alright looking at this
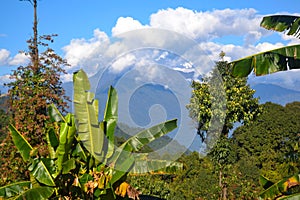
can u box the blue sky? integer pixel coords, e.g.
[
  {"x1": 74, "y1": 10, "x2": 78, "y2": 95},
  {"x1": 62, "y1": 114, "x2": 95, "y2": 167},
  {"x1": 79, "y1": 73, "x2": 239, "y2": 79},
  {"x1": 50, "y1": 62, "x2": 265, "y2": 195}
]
[{"x1": 1, "y1": 0, "x2": 300, "y2": 90}]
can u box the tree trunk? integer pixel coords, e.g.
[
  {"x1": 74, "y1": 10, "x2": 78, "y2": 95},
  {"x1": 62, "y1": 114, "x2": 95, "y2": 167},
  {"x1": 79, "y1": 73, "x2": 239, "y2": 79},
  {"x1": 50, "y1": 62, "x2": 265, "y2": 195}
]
[
  {"x1": 219, "y1": 169, "x2": 227, "y2": 200},
  {"x1": 32, "y1": 0, "x2": 39, "y2": 72}
]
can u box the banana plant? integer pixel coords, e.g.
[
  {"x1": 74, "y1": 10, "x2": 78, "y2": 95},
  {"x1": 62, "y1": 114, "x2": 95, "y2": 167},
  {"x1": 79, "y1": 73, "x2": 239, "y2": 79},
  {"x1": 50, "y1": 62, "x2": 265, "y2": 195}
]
[
  {"x1": 0, "y1": 69, "x2": 179, "y2": 200},
  {"x1": 231, "y1": 15, "x2": 300, "y2": 77},
  {"x1": 260, "y1": 15, "x2": 300, "y2": 39},
  {"x1": 259, "y1": 174, "x2": 300, "y2": 200}
]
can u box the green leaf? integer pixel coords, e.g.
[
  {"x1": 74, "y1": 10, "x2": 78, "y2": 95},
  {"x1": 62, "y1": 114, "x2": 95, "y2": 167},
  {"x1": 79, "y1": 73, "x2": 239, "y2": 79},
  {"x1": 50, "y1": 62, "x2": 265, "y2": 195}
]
[
  {"x1": 46, "y1": 127, "x2": 58, "y2": 159},
  {"x1": 31, "y1": 160, "x2": 56, "y2": 186},
  {"x1": 259, "y1": 175, "x2": 274, "y2": 190},
  {"x1": 260, "y1": 15, "x2": 300, "y2": 38},
  {"x1": 0, "y1": 181, "x2": 31, "y2": 198},
  {"x1": 121, "y1": 119, "x2": 177, "y2": 152},
  {"x1": 9, "y1": 124, "x2": 33, "y2": 162},
  {"x1": 73, "y1": 69, "x2": 105, "y2": 162},
  {"x1": 104, "y1": 86, "x2": 118, "y2": 159},
  {"x1": 231, "y1": 44, "x2": 300, "y2": 77},
  {"x1": 48, "y1": 103, "x2": 66, "y2": 123},
  {"x1": 62, "y1": 158, "x2": 76, "y2": 174},
  {"x1": 13, "y1": 186, "x2": 54, "y2": 200},
  {"x1": 278, "y1": 193, "x2": 300, "y2": 200},
  {"x1": 259, "y1": 174, "x2": 300, "y2": 200},
  {"x1": 130, "y1": 159, "x2": 183, "y2": 174},
  {"x1": 55, "y1": 113, "x2": 76, "y2": 172},
  {"x1": 110, "y1": 119, "x2": 177, "y2": 183}
]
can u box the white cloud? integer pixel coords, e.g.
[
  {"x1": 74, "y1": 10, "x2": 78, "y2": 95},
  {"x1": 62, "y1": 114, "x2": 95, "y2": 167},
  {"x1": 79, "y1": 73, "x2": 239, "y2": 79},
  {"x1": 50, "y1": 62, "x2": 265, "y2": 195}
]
[
  {"x1": 0, "y1": 49, "x2": 10, "y2": 65},
  {"x1": 61, "y1": 7, "x2": 299, "y2": 89},
  {"x1": 0, "y1": 49, "x2": 29, "y2": 67},
  {"x1": 62, "y1": 28, "x2": 110, "y2": 75},
  {"x1": 0, "y1": 74, "x2": 11, "y2": 85},
  {"x1": 150, "y1": 7, "x2": 262, "y2": 41},
  {"x1": 8, "y1": 52, "x2": 29, "y2": 66},
  {"x1": 112, "y1": 17, "x2": 147, "y2": 36},
  {"x1": 110, "y1": 53, "x2": 136, "y2": 73}
]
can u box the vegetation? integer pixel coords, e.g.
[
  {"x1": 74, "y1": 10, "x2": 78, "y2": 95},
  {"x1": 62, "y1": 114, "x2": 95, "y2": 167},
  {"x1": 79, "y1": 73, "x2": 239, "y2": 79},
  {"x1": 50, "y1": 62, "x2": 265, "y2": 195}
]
[
  {"x1": 1, "y1": 2, "x2": 300, "y2": 199},
  {"x1": 0, "y1": 69, "x2": 180, "y2": 199},
  {"x1": 0, "y1": 0, "x2": 69, "y2": 186},
  {"x1": 186, "y1": 59, "x2": 261, "y2": 200}
]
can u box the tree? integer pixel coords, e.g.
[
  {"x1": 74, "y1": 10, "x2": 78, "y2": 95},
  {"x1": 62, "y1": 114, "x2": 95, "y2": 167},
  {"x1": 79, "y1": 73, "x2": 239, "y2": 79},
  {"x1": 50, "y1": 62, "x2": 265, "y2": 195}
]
[
  {"x1": 5, "y1": 0, "x2": 69, "y2": 154},
  {"x1": 233, "y1": 102, "x2": 300, "y2": 181},
  {"x1": 0, "y1": 0, "x2": 69, "y2": 186},
  {"x1": 186, "y1": 60, "x2": 261, "y2": 200}
]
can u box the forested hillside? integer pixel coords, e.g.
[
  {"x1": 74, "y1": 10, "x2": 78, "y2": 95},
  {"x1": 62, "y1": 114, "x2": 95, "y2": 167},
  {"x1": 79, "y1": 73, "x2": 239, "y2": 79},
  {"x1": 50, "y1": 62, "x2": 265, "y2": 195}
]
[{"x1": 129, "y1": 102, "x2": 300, "y2": 199}]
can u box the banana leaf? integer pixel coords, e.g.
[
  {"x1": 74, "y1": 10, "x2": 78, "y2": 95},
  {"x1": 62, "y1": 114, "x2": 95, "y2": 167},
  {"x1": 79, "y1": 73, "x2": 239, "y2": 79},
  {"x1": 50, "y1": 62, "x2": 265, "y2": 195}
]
[
  {"x1": 103, "y1": 86, "x2": 118, "y2": 159},
  {"x1": 30, "y1": 160, "x2": 56, "y2": 186},
  {"x1": 0, "y1": 181, "x2": 31, "y2": 198},
  {"x1": 130, "y1": 159, "x2": 183, "y2": 174},
  {"x1": 110, "y1": 119, "x2": 177, "y2": 183},
  {"x1": 278, "y1": 193, "x2": 300, "y2": 200},
  {"x1": 231, "y1": 44, "x2": 300, "y2": 77},
  {"x1": 55, "y1": 113, "x2": 76, "y2": 172},
  {"x1": 259, "y1": 175, "x2": 274, "y2": 190},
  {"x1": 9, "y1": 124, "x2": 33, "y2": 162},
  {"x1": 48, "y1": 103, "x2": 65, "y2": 123},
  {"x1": 73, "y1": 69, "x2": 105, "y2": 162},
  {"x1": 260, "y1": 15, "x2": 300, "y2": 38},
  {"x1": 46, "y1": 127, "x2": 58, "y2": 159},
  {"x1": 13, "y1": 186, "x2": 54, "y2": 200},
  {"x1": 259, "y1": 173, "x2": 300, "y2": 200}
]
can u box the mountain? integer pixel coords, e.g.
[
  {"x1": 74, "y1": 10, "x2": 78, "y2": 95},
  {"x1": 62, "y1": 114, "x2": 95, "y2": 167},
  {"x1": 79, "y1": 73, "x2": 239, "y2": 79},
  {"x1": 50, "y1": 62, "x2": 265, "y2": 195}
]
[{"x1": 252, "y1": 83, "x2": 300, "y2": 105}]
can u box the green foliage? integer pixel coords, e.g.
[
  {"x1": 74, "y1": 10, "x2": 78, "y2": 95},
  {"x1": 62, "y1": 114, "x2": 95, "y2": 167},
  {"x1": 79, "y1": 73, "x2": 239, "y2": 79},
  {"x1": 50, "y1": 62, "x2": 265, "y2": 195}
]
[
  {"x1": 1, "y1": 69, "x2": 179, "y2": 200},
  {"x1": 259, "y1": 174, "x2": 300, "y2": 199},
  {"x1": 231, "y1": 14, "x2": 300, "y2": 77},
  {"x1": 232, "y1": 102, "x2": 300, "y2": 182},
  {"x1": 231, "y1": 44, "x2": 300, "y2": 77},
  {"x1": 187, "y1": 60, "x2": 260, "y2": 199},
  {"x1": 187, "y1": 61, "x2": 260, "y2": 143},
  {"x1": 260, "y1": 15, "x2": 300, "y2": 39}
]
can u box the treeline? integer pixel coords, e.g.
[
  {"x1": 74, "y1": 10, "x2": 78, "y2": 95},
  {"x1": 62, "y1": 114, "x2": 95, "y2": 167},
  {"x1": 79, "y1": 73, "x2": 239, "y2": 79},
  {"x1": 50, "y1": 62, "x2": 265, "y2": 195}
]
[{"x1": 127, "y1": 101, "x2": 300, "y2": 199}]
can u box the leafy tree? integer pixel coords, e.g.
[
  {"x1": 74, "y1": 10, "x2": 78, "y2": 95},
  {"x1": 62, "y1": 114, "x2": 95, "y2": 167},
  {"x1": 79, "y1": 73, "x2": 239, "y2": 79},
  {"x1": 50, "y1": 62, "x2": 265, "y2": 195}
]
[
  {"x1": 232, "y1": 102, "x2": 300, "y2": 182},
  {"x1": 0, "y1": 0, "x2": 69, "y2": 186},
  {"x1": 186, "y1": 60, "x2": 261, "y2": 200}
]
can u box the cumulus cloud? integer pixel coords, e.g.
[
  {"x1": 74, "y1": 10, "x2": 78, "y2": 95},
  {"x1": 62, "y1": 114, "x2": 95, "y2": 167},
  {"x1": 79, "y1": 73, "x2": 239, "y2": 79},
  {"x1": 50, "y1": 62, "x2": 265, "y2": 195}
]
[
  {"x1": 150, "y1": 7, "x2": 262, "y2": 41},
  {"x1": 112, "y1": 17, "x2": 147, "y2": 36},
  {"x1": 61, "y1": 7, "x2": 299, "y2": 89},
  {"x1": 0, "y1": 49, "x2": 10, "y2": 65},
  {"x1": 8, "y1": 52, "x2": 29, "y2": 66},
  {"x1": 62, "y1": 28, "x2": 110, "y2": 75},
  {"x1": 0, "y1": 49, "x2": 29, "y2": 67}
]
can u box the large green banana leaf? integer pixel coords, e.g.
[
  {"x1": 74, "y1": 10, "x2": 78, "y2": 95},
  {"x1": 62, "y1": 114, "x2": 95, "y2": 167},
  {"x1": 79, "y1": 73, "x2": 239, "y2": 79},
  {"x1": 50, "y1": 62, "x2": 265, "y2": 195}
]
[
  {"x1": 0, "y1": 181, "x2": 31, "y2": 198},
  {"x1": 110, "y1": 119, "x2": 177, "y2": 184},
  {"x1": 231, "y1": 44, "x2": 300, "y2": 77},
  {"x1": 259, "y1": 174, "x2": 300, "y2": 200},
  {"x1": 9, "y1": 124, "x2": 33, "y2": 162},
  {"x1": 12, "y1": 186, "x2": 54, "y2": 200},
  {"x1": 29, "y1": 160, "x2": 56, "y2": 186},
  {"x1": 103, "y1": 86, "x2": 118, "y2": 159},
  {"x1": 73, "y1": 69, "x2": 105, "y2": 162},
  {"x1": 9, "y1": 124, "x2": 56, "y2": 187},
  {"x1": 261, "y1": 15, "x2": 300, "y2": 38},
  {"x1": 130, "y1": 159, "x2": 183, "y2": 174}
]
